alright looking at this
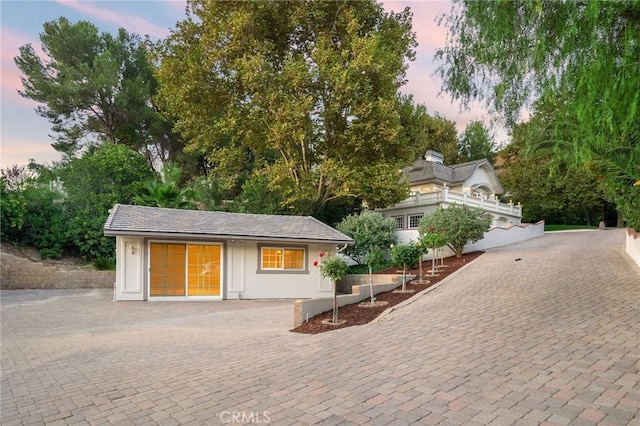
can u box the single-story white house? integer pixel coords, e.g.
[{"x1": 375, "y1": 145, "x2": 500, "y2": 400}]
[
  {"x1": 378, "y1": 150, "x2": 523, "y2": 229},
  {"x1": 104, "y1": 204, "x2": 353, "y2": 301}
]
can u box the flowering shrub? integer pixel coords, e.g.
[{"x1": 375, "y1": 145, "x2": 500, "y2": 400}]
[
  {"x1": 420, "y1": 227, "x2": 448, "y2": 252},
  {"x1": 313, "y1": 251, "x2": 348, "y2": 324}
]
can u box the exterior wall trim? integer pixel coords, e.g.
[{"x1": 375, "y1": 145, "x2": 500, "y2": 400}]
[
  {"x1": 256, "y1": 243, "x2": 310, "y2": 275},
  {"x1": 146, "y1": 239, "x2": 225, "y2": 300}
]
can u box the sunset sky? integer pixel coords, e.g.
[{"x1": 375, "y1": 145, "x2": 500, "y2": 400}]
[{"x1": 0, "y1": 0, "x2": 495, "y2": 168}]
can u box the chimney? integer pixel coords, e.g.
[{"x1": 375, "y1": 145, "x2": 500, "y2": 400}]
[{"x1": 425, "y1": 150, "x2": 444, "y2": 164}]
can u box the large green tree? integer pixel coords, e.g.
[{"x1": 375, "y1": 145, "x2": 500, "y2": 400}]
[
  {"x1": 1, "y1": 145, "x2": 155, "y2": 262},
  {"x1": 458, "y1": 121, "x2": 496, "y2": 163},
  {"x1": 498, "y1": 122, "x2": 606, "y2": 225},
  {"x1": 436, "y1": 1, "x2": 640, "y2": 229},
  {"x1": 14, "y1": 17, "x2": 184, "y2": 167},
  {"x1": 155, "y1": 0, "x2": 417, "y2": 216},
  {"x1": 58, "y1": 144, "x2": 155, "y2": 261},
  {"x1": 397, "y1": 97, "x2": 461, "y2": 164}
]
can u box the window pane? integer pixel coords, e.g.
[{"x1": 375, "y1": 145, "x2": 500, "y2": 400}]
[
  {"x1": 188, "y1": 245, "x2": 221, "y2": 296},
  {"x1": 261, "y1": 247, "x2": 305, "y2": 270},
  {"x1": 150, "y1": 243, "x2": 186, "y2": 296},
  {"x1": 283, "y1": 249, "x2": 304, "y2": 270},
  {"x1": 393, "y1": 216, "x2": 404, "y2": 229},
  {"x1": 262, "y1": 248, "x2": 283, "y2": 269},
  {"x1": 408, "y1": 214, "x2": 423, "y2": 229}
]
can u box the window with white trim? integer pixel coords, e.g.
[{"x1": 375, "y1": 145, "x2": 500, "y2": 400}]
[{"x1": 408, "y1": 213, "x2": 423, "y2": 229}]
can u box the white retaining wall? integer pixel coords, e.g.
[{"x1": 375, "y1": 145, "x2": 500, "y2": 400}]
[
  {"x1": 395, "y1": 221, "x2": 545, "y2": 258},
  {"x1": 626, "y1": 228, "x2": 640, "y2": 269}
]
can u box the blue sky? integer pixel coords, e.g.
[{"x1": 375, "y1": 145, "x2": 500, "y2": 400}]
[{"x1": 0, "y1": 0, "x2": 492, "y2": 168}]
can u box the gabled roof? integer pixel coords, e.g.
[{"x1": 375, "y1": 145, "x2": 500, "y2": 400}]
[
  {"x1": 403, "y1": 158, "x2": 504, "y2": 193},
  {"x1": 104, "y1": 204, "x2": 354, "y2": 245}
]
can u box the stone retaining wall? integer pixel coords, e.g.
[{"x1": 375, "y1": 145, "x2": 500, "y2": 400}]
[{"x1": 0, "y1": 249, "x2": 115, "y2": 290}]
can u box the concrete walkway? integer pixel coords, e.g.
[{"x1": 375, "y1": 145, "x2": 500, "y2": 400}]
[{"x1": 2, "y1": 230, "x2": 639, "y2": 425}]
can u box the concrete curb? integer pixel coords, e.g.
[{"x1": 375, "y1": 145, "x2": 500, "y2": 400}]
[{"x1": 373, "y1": 254, "x2": 483, "y2": 323}]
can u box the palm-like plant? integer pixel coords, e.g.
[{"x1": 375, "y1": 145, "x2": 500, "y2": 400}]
[{"x1": 133, "y1": 163, "x2": 195, "y2": 209}]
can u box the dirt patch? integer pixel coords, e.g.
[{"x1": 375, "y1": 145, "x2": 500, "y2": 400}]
[
  {"x1": 0, "y1": 244, "x2": 93, "y2": 269},
  {"x1": 290, "y1": 251, "x2": 483, "y2": 334}
]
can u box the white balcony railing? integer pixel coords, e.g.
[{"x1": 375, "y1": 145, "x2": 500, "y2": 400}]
[{"x1": 382, "y1": 189, "x2": 522, "y2": 218}]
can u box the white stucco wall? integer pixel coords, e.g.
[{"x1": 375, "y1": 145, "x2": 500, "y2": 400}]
[
  {"x1": 114, "y1": 237, "x2": 340, "y2": 301},
  {"x1": 465, "y1": 221, "x2": 545, "y2": 251},
  {"x1": 464, "y1": 166, "x2": 496, "y2": 192},
  {"x1": 231, "y1": 242, "x2": 335, "y2": 299},
  {"x1": 626, "y1": 228, "x2": 640, "y2": 269},
  {"x1": 395, "y1": 221, "x2": 545, "y2": 258}
]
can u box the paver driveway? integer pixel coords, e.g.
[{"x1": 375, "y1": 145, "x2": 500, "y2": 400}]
[{"x1": 2, "y1": 229, "x2": 639, "y2": 425}]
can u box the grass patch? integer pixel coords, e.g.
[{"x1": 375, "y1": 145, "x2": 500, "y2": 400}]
[{"x1": 544, "y1": 224, "x2": 598, "y2": 232}]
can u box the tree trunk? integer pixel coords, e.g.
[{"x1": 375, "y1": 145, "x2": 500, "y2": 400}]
[
  {"x1": 402, "y1": 266, "x2": 407, "y2": 291},
  {"x1": 431, "y1": 250, "x2": 436, "y2": 277},
  {"x1": 583, "y1": 205, "x2": 591, "y2": 226},
  {"x1": 332, "y1": 280, "x2": 338, "y2": 323},
  {"x1": 368, "y1": 265, "x2": 374, "y2": 304}
]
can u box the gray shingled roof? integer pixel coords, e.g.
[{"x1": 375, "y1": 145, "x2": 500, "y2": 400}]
[
  {"x1": 404, "y1": 158, "x2": 500, "y2": 188},
  {"x1": 104, "y1": 204, "x2": 354, "y2": 244}
]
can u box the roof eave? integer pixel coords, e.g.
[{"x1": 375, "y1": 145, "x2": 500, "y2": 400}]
[{"x1": 103, "y1": 229, "x2": 354, "y2": 245}]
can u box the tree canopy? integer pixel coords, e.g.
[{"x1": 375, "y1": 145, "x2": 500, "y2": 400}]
[
  {"x1": 436, "y1": 1, "x2": 640, "y2": 228},
  {"x1": 155, "y1": 0, "x2": 418, "y2": 216},
  {"x1": 458, "y1": 121, "x2": 496, "y2": 163},
  {"x1": 14, "y1": 17, "x2": 184, "y2": 167},
  {"x1": 498, "y1": 122, "x2": 606, "y2": 225},
  {"x1": 337, "y1": 210, "x2": 397, "y2": 265},
  {"x1": 419, "y1": 205, "x2": 492, "y2": 257},
  {"x1": 1, "y1": 145, "x2": 155, "y2": 262},
  {"x1": 396, "y1": 97, "x2": 461, "y2": 164}
]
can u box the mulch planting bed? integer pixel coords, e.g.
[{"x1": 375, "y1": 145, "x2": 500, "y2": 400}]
[{"x1": 290, "y1": 251, "x2": 483, "y2": 334}]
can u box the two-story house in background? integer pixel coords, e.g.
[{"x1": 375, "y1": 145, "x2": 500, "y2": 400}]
[{"x1": 378, "y1": 150, "x2": 523, "y2": 232}]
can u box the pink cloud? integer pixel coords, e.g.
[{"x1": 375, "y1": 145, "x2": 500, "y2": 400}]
[
  {"x1": 381, "y1": 1, "x2": 455, "y2": 112},
  {"x1": 0, "y1": 136, "x2": 61, "y2": 168},
  {"x1": 382, "y1": 1, "x2": 504, "y2": 140},
  {"x1": 56, "y1": 0, "x2": 172, "y2": 39},
  {"x1": 383, "y1": 1, "x2": 450, "y2": 50}
]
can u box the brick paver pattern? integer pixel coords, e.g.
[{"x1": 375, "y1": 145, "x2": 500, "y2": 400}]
[{"x1": 2, "y1": 230, "x2": 639, "y2": 425}]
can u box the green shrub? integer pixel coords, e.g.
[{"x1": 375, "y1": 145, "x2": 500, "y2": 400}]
[
  {"x1": 319, "y1": 256, "x2": 349, "y2": 283},
  {"x1": 337, "y1": 210, "x2": 397, "y2": 265},
  {"x1": 419, "y1": 205, "x2": 492, "y2": 257},
  {"x1": 93, "y1": 257, "x2": 116, "y2": 270},
  {"x1": 390, "y1": 243, "x2": 422, "y2": 290},
  {"x1": 39, "y1": 247, "x2": 63, "y2": 260}
]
